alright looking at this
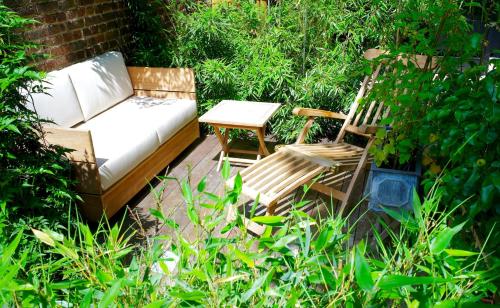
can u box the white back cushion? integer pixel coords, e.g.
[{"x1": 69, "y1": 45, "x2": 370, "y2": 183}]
[
  {"x1": 68, "y1": 51, "x2": 133, "y2": 121},
  {"x1": 29, "y1": 68, "x2": 84, "y2": 128}
]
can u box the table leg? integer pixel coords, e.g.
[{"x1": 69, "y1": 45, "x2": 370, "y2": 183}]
[
  {"x1": 256, "y1": 126, "x2": 270, "y2": 157},
  {"x1": 214, "y1": 125, "x2": 230, "y2": 171}
]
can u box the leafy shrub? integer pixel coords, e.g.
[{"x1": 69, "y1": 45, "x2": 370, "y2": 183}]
[
  {"x1": 0, "y1": 6, "x2": 76, "y2": 259},
  {"x1": 1, "y1": 164, "x2": 498, "y2": 305},
  {"x1": 125, "y1": 0, "x2": 398, "y2": 143},
  {"x1": 365, "y1": 0, "x2": 500, "y2": 255}
]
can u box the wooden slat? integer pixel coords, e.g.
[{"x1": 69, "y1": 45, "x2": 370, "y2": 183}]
[
  {"x1": 281, "y1": 146, "x2": 341, "y2": 169},
  {"x1": 256, "y1": 159, "x2": 312, "y2": 192},
  {"x1": 344, "y1": 125, "x2": 372, "y2": 138},
  {"x1": 362, "y1": 100, "x2": 377, "y2": 126},
  {"x1": 245, "y1": 155, "x2": 297, "y2": 186},
  {"x1": 371, "y1": 102, "x2": 385, "y2": 125},
  {"x1": 127, "y1": 67, "x2": 196, "y2": 93},
  {"x1": 335, "y1": 74, "x2": 369, "y2": 143},
  {"x1": 271, "y1": 165, "x2": 325, "y2": 200},
  {"x1": 310, "y1": 182, "x2": 346, "y2": 201},
  {"x1": 352, "y1": 64, "x2": 382, "y2": 127},
  {"x1": 226, "y1": 157, "x2": 259, "y2": 165},
  {"x1": 320, "y1": 171, "x2": 353, "y2": 187},
  {"x1": 240, "y1": 150, "x2": 283, "y2": 177},
  {"x1": 134, "y1": 90, "x2": 196, "y2": 100},
  {"x1": 229, "y1": 148, "x2": 259, "y2": 155}
]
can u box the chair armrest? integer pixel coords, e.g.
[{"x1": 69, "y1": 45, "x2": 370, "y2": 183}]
[
  {"x1": 42, "y1": 126, "x2": 96, "y2": 163},
  {"x1": 292, "y1": 107, "x2": 347, "y2": 120},
  {"x1": 360, "y1": 125, "x2": 381, "y2": 135}
]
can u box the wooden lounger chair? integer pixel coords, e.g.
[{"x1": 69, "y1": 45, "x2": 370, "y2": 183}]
[{"x1": 227, "y1": 49, "x2": 431, "y2": 234}]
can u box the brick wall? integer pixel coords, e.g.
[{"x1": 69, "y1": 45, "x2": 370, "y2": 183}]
[{"x1": 5, "y1": 0, "x2": 131, "y2": 71}]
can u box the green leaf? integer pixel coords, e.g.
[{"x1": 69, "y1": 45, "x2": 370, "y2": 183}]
[
  {"x1": 144, "y1": 300, "x2": 168, "y2": 308},
  {"x1": 242, "y1": 269, "x2": 273, "y2": 301},
  {"x1": 187, "y1": 204, "x2": 199, "y2": 225},
  {"x1": 169, "y1": 289, "x2": 207, "y2": 303},
  {"x1": 50, "y1": 279, "x2": 88, "y2": 290},
  {"x1": 220, "y1": 220, "x2": 237, "y2": 234},
  {"x1": 2, "y1": 231, "x2": 23, "y2": 261},
  {"x1": 233, "y1": 172, "x2": 243, "y2": 194},
  {"x1": 181, "y1": 179, "x2": 193, "y2": 205},
  {"x1": 149, "y1": 208, "x2": 165, "y2": 220},
  {"x1": 98, "y1": 279, "x2": 122, "y2": 308},
  {"x1": 444, "y1": 249, "x2": 478, "y2": 257},
  {"x1": 430, "y1": 222, "x2": 465, "y2": 255},
  {"x1": 470, "y1": 33, "x2": 482, "y2": 49},
  {"x1": 354, "y1": 244, "x2": 374, "y2": 291},
  {"x1": 232, "y1": 248, "x2": 255, "y2": 268},
  {"x1": 272, "y1": 235, "x2": 298, "y2": 249},
  {"x1": 32, "y1": 229, "x2": 55, "y2": 247},
  {"x1": 378, "y1": 275, "x2": 451, "y2": 289},
  {"x1": 249, "y1": 194, "x2": 260, "y2": 218},
  {"x1": 314, "y1": 227, "x2": 332, "y2": 251},
  {"x1": 221, "y1": 158, "x2": 230, "y2": 180},
  {"x1": 251, "y1": 215, "x2": 285, "y2": 226},
  {"x1": 197, "y1": 176, "x2": 207, "y2": 192}
]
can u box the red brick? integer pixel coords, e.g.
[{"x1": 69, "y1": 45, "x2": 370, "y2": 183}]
[{"x1": 6, "y1": 0, "x2": 132, "y2": 70}]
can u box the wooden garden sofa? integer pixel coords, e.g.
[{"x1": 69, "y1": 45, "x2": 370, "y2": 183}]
[{"x1": 31, "y1": 51, "x2": 199, "y2": 221}]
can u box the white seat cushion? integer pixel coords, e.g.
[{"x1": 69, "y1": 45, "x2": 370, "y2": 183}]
[
  {"x1": 68, "y1": 51, "x2": 133, "y2": 121},
  {"x1": 123, "y1": 96, "x2": 197, "y2": 144},
  {"x1": 76, "y1": 96, "x2": 197, "y2": 190},
  {"x1": 29, "y1": 68, "x2": 84, "y2": 128},
  {"x1": 77, "y1": 110, "x2": 160, "y2": 191}
]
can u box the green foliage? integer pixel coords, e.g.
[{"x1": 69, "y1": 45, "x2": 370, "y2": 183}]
[
  {"x1": 125, "y1": 0, "x2": 398, "y2": 143},
  {"x1": 365, "y1": 0, "x2": 499, "y2": 253},
  {"x1": 0, "y1": 6, "x2": 77, "y2": 262},
  {"x1": 0, "y1": 169, "x2": 497, "y2": 306}
]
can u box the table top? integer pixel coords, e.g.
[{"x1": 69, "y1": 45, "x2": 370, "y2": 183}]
[{"x1": 199, "y1": 100, "x2": 281, "y2": 128}]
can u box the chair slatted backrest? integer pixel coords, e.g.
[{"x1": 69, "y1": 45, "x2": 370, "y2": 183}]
[
  {"x1": 335, "y1": 49, "x2": 388, "y2": 143},
  {"x1": 334, "y1": 49, "x2": 437, "y2": 144}
]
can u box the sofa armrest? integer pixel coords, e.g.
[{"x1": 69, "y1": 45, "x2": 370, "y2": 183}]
[
  {"x1": 43, "y1": 126, "x2": 102, "y2": 194},
  {"x1": 127, "y1": 67, "x2": 196, "y2": 99},
  {"x1": 43, "y1": 126, "x2": 96, "y2": 163}
]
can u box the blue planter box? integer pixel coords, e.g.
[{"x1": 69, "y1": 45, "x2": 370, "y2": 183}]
[{"x1": 364, "y1": 162, "x2": 421, "y2": 212}]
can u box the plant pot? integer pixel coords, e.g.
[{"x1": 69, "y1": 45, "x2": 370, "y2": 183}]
[{"x1": 364, "y1": 162, "x2": 422, "y2": 213}]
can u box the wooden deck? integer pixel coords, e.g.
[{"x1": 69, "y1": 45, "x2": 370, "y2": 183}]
[{"x1": 114, "y1": 134, "x2": 393, "y2": 245}]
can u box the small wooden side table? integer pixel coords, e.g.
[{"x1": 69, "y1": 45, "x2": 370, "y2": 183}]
[{"x1": 199, "y1": 100, "x2": 281, "y2": 171}]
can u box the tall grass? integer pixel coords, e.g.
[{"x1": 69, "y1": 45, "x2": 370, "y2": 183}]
[
  {"x1": 2, "y1": 162, "x2": 497, "y2": 306},
  {"x1": 125, "y1": 0, "x2": 399, "y2": 143}
]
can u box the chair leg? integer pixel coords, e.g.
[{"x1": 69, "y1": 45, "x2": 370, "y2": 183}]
[
  {"x1": 338, "y1": 139, "x2": 374, "y2": 216},
  {"x1": 267, "y1": 200, "x2": 278, "y2": 216}
]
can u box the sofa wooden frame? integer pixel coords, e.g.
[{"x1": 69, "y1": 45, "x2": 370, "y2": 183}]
[{"x1": 44, "y1": 67, "x2": 200, "y2": 221}]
